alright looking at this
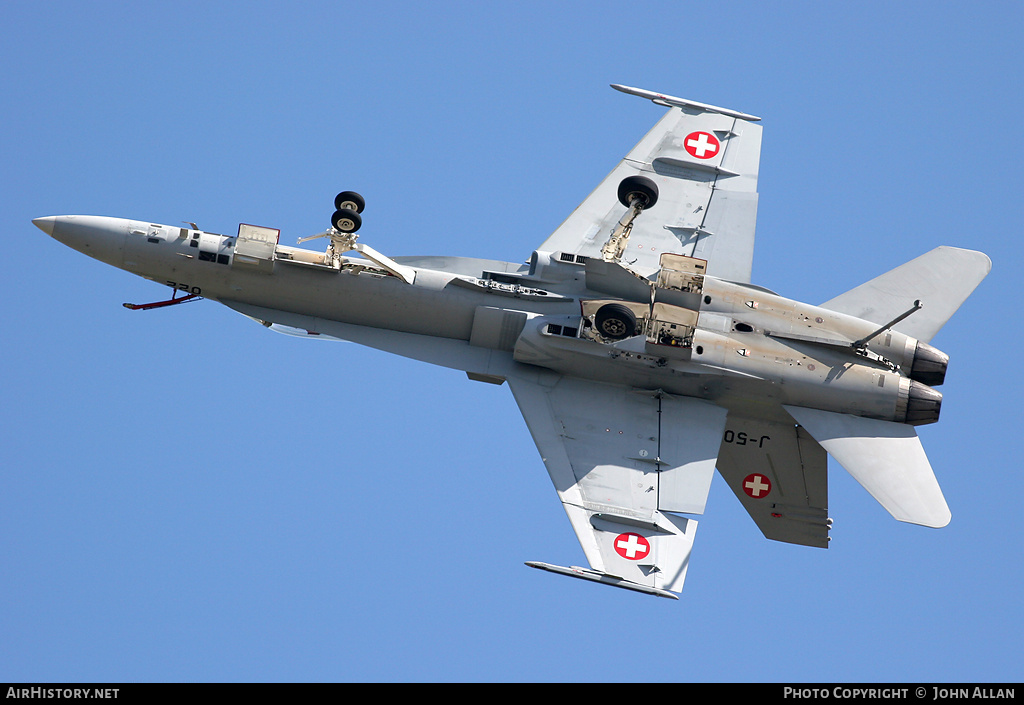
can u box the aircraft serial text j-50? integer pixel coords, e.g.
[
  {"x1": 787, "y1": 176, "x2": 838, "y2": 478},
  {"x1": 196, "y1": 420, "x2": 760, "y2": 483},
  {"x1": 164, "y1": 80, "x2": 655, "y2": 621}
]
[{"x1": 35, "y1": 85, "x2": 991, "y2": 599}]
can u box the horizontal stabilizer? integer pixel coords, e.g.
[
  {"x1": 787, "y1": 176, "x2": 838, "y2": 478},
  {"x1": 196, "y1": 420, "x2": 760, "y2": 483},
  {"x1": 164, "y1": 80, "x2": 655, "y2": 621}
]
[
  {"x1": 820, "y1": 246, "x2": 991, "y2": 343},
  {"x1": 716, "y1": 412, "x2": 830, "y2": 548},
  {"x1": 783, "y1": 406, "x2": 950, "y2": 528}
]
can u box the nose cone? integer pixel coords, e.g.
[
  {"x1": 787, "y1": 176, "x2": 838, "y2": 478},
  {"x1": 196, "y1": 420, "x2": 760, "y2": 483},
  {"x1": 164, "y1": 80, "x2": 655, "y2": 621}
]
[
  {"x1": 32, "y1": 216, "x2": 57, "y2": 236},
  {"x1": 33, "y1": 215, "x2": 127, "y2": 268}
]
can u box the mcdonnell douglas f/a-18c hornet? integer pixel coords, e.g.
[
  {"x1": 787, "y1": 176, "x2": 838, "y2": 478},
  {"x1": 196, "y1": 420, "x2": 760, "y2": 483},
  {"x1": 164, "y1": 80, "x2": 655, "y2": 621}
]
[{"x1": 34, "y1": 85, "x2": 991, "y2": 599}]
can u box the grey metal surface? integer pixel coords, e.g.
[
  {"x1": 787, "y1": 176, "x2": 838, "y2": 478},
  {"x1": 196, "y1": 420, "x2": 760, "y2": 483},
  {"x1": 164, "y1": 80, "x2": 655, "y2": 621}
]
[{"x1": 31, "y1": 86, "x2": 990, "y2": 598}]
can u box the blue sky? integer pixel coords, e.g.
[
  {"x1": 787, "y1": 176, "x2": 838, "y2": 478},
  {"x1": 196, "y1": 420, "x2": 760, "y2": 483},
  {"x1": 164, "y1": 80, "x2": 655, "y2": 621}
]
[{"x1": 3, "y1": 0, "x2": 1022, "y2": 682}]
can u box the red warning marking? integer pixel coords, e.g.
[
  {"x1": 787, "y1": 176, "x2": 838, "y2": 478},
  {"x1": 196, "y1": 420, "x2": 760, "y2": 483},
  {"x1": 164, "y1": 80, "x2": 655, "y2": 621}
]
[
  {"x1": 743, "y1": 473, "x2": 772, "y2": 498},
  {"x1": 684, "y1": 131, "x2": 720, "y2": 159},
  {"x1": 614, "y1": 532, "x2": 651, "y2": 560}
]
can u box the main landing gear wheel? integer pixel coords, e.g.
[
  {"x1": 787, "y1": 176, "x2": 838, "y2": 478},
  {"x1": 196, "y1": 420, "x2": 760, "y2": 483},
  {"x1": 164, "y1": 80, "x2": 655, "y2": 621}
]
[
  {"x1": 332, "y1": 208, "x2": 362, "y2": 233},
  {"x1": 617, "y1": 175, "x2": 659, "y2": 210},
  {"x1": 594, "y1": 303, "x2": 637, "y2": 340},
  {"x1": 335, "y1": 191, "x2": 366, "y2": 213}
]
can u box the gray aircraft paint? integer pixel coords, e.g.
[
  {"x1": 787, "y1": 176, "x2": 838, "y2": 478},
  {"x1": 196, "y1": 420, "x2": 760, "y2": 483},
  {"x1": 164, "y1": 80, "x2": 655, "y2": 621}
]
[{"x1": 32, "y1": 86, "x2": 990, "y2": 599}]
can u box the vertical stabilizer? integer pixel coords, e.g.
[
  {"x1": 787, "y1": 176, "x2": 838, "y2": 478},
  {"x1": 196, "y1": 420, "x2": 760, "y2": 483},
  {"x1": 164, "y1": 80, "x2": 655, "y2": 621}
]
[
  {"x1": 783, "y1": 406, "x2": 951, "y2": 528},
  {"x1": 820, "y1": 246, "x2": 990, "y2": 343}
]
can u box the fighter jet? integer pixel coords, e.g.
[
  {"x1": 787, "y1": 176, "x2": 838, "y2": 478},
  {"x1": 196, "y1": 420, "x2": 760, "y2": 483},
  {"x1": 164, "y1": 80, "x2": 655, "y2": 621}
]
[{"x1": 33, "y1": 85, "x2": 990, "y2": 599}]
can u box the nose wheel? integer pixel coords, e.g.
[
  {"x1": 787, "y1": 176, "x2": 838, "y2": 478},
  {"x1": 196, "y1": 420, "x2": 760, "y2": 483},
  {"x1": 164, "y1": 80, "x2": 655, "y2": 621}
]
[
  {"x1": 294, "y1": 189, "x2": 413, "y2": 282},
  {"x1": 331, "y1": 208, "x2": 362, "y2": 233},
  {"x1": 331, "y1": 190, "x2": 365, "y2": 234},
  {"x1": 334, "y1": 191, "x2": 366, "y2": 213}
]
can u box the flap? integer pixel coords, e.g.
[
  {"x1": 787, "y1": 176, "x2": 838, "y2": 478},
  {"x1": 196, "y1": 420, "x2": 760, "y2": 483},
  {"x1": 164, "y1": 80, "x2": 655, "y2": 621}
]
[{"x1": 657, "y1": 393, "x2": 729, "y2": 515}]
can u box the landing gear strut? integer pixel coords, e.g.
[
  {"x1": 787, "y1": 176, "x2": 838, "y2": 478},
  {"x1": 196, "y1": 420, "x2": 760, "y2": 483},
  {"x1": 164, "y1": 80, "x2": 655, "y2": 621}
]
[
  {"x1": 601, "y1": 176, "x2": 659, "y2": 263},
  {"x1": 294, "y1": 191, "x2": 413, "y2": 283}
]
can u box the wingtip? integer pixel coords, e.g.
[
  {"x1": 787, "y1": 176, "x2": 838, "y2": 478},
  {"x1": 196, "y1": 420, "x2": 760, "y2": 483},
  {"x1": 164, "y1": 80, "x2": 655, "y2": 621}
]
[
  {"x1": 525, "y1": 561, "x2": 680, "y2": 599},
  {"x1": 609, "y1": 83, "x2": 761, "y2": 122}
]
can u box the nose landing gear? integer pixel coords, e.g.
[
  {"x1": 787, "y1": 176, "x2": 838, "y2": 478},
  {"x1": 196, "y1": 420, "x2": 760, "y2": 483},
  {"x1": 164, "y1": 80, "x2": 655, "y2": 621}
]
[
  {"x1": 294, "y1": 191, "x2": 414, "y2": 283},
  {"x1": 297, "y1": 190, "x2": 367, "y2": 251},
  {"x1": 331, "y1": 190, "x2": 365, "y2": 234}
]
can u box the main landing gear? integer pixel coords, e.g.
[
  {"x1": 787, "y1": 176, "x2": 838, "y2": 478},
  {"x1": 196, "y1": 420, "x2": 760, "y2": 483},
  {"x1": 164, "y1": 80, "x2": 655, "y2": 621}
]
[
  {"x1": 617, "y1": 175, "x2": 659, "y2": 211},
  {"x1": 594, "y1": 303, "x2": 638, "y2": 340},
  {"x1": 600, "y1": 175, "x2": 659, "y2": 263}
]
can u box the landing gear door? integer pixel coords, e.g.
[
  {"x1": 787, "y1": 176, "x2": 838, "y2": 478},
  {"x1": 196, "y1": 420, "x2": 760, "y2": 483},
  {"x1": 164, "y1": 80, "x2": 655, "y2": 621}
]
[
  {"x1": 655, "y1": 253, "x2": 706, "y2": 309},
  {"x1": 233, "y1": 224, "x2": 280, "y2": 274},
  {"x1": 648, "y1": 303, "x2": 697, "y2": 346}
]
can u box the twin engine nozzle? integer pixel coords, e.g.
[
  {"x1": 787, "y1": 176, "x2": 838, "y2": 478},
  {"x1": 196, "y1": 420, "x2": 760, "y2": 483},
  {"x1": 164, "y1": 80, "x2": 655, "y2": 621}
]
[
  {"x1": 903, "y1": 342, "x2": 948, "y2": 425},
  {"x1": 905, "y1": 380, "x2": 943, "y2": 426},
  {"x1": 910, "y1": 340, "x2": 949, "y2": 387}
]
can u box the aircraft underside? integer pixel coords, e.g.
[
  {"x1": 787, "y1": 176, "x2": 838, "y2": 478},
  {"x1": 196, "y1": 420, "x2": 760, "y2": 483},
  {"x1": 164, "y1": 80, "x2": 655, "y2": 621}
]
[{"x1": 32, "y1": 84, "x2": 990, "y2": 598}]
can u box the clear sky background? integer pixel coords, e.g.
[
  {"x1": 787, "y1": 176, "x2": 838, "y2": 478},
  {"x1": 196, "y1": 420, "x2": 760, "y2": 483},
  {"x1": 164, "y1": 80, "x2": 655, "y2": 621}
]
[{"x1": 3, "y1": 0, "x2": 1022, "y2": 683}]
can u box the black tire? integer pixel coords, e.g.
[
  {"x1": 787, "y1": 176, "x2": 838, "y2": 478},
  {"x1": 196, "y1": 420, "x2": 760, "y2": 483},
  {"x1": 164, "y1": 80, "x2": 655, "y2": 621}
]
[
  {"x1": 334, "y1": 191, "x2": 366, "y2": 213},
  {"x1": 332, "y1": 208, "x2": 362, "y2": 233},
  {"x1": 594, "y1": 303, "x2": 637, "y2": 340},
  {"x1": 617, "y1": 175, "x2": 659, "y2": 210}
]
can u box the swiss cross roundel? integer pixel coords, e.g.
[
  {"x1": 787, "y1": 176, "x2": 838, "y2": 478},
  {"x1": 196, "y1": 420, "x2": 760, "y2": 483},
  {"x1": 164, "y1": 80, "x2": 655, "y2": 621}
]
[
  {"x1": 684, "y1": 131, "x2": 720, "y2": 159},
  {"x1": 614, "y1": 532, "x2": 651, "y2": 560},
  {"x1": 743, "y1": 473, "x2": 772, "y2": 499}
]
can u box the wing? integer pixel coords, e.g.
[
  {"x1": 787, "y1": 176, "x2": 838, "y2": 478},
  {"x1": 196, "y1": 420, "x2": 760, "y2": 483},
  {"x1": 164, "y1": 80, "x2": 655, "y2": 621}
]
[
  {"x1": 507, "y1": 373, "x2": 727, "y2": 598},
  {"x1": 537, "y1": 85, "x2": 762, "y2": 281},
  {"x1": 715, "y1": 411, "x2": 831, "y2": 548}
]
